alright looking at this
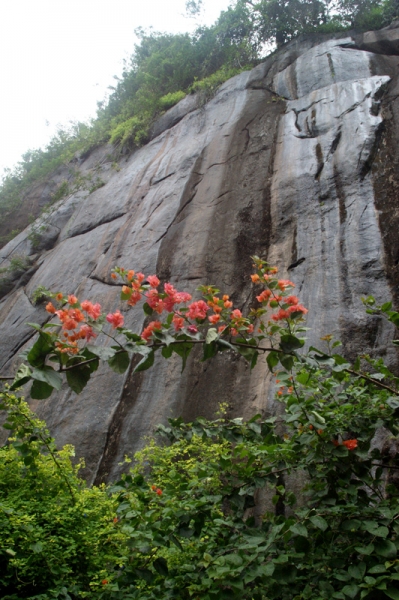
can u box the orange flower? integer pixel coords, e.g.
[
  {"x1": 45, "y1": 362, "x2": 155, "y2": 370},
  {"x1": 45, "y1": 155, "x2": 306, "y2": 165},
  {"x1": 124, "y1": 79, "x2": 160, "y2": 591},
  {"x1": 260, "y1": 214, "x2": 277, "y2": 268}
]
[
  {"x1": 256, "y1": 289, "x2": 271, "y2": 303},
  {"x1": 209, "y1": 314, "x2": 221, "y2": 324},
  {"x1": 127, "y1": 270, "x2": 135, "y2": 281},
  {"x1": 278, "y1": 279, "x2": 295, "y2": 291},
  {"x1": 113, "y1": 517, "x2": 118, "y2": 523},
  {"x1": 156, "y1": 488, "x2": 162, "y2": 496},
  {"x1": 46, "y1": 302, "x2": 56, "y2": 314},
  {"x1": 101, "y1": 580, "x2": 108, "y2": 585},
  {"x1": 56, "y1": 293, "x2": 63, "y2": 301},
  {"x1": 251, "y1": 274, "x2": 260, "y2": 283},
  {"x1": 342, "y1": 439, "x2": 358, "y2": 450},
  {"x1": 67, "y1": 295, "x2": 78, "y2": 305},
  {"x1": 111, "y1": 273, "x2": 118, "y2": 280},
  {"x1": 122, "y1": 285, "x2": 132, "y2": 296},
  {"x1": 141, "y1": 321, "x2": 162, "y2": 341},
  {"x1": 224, "y1": 300, "x2": 233, "y2": 308}
]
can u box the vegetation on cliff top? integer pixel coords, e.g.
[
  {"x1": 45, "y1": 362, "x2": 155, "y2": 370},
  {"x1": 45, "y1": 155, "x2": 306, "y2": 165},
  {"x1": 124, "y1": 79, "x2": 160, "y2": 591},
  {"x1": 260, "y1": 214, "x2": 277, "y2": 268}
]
[{"x1": 0, "y1": 0, "x2": 398, "y2": 224}]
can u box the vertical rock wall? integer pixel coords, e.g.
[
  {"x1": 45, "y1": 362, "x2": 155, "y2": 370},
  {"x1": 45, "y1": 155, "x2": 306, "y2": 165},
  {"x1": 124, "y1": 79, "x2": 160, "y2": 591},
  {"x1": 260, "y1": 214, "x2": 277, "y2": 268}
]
[{"x1": 1, "y1": 28, "x2": 399, "y2": 482}]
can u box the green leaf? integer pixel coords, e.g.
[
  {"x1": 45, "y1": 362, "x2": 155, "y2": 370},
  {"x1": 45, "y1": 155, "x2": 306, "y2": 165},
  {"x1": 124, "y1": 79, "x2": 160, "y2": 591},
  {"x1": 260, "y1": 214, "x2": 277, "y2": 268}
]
[
  {"x1": 355, "y1": 544, "x2": 374, "y2": 555},
  {"x1": 80, "y1": 347, "x2": 100, "y2": 373},
  {"x1": 310, "y1": 410, "x2": 325, "y2": 424},
  {"x1": 375, "y1": 540, "x2": 397, "y2": 558},
  {"x1": 133, "y1": 350, "x2": 154, "y2": 373},
  {"x1": 143, "y1": 302, "x2": 154, "y2": 316},
  {"x1": 203, "y1": 342, "x2": 218, "y2": 361},
  {"x1": 66, "y1": 364, "x2": 91, "y2": 394},
  {"x1": 267, "y1": 350, "x2": 279, "y2": 372},
  {"x1": 217, "y1": 338, "x2": 235, "y2": 351},
  {"x1": 86, "y1": 345, "x2": 116, "y2": 361},
  {"x1": 309, "y1": 515, "x2": 328, "y2": 531},
  {"x1": 171, "y1": 341, "x2": 193, "y2": 371},
  {"x1": 385, "y1": 588, "x2": 399, "y2": 600},
  {"x1": 30, "y1": 541, "x2": 43, "y2": 553},
  {"x1": 342, "y1": 584, "x2": 360, "y2": 598},
  {"x1": 30, "y1": 379, "x2": 53, "y2": 399},
  {"x1": 280, "y1": 353, "x2": 295, "y2": 371},
  {"x1": 279, "y1": 334, "x2": 304, "y2": 353},
  {"x1": 169, "y1": 534, "x2": 183, "y2": 550},
  {"x1": 162, "y1": 345, "x2": 173, "y2": 358},
  {"x1": 108, "y1": 350, "x2": 130, "y2": 374},
  {"x1": 348, "y1": 562, "x2": 366, "y2": 580},
  {"x1": 31, "y1": 366, "x2": 63, "y2": 391},
  {"x1": 9, "y1": 363, "x2": 32, "y2": 390},
  {"x1": 368, "y1": 564, "x2": 387, "y2": 574},
  {"x1": 206, "y1": 328, "x2": 219, "y2": 344},
  {"x1": 153, "y1": 557, "x2": 168, "y2": 576},
  {"x1": 290, "y1": 523, "x2": 308, "y2": 537},
  {"x1": 27, "y1": 333, "x2": 54, "y2": 368}
]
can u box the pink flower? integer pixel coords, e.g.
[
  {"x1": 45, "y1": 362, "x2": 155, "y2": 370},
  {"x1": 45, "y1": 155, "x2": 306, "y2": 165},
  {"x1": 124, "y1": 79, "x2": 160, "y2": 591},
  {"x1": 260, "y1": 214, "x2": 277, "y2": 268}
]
[
  {"x1": 278, "y1": 279, "x2": 295, "y2": 291},
  {"x1": 81, "y1": 301, "x2": 102, "y2": 320},
  {"x1": 145, "y1": 289, "x2": 165, "y2": 314},
  {"x1": 147, "y1": 275, "x2": 160, "y2": 288},
  {"x1": 106, "y1": 310, "x2": 124, "y2": 329},
  {"x1": 187, "y1": 325, "x2": 198, "y2": 334},
  {"x1": 63, "y1": 318, "x2": 78, "y2": 331},
  {"x1": 127, "y1": 291, "x2": 142, "y2": 306},
  {"x1": 68, "y1": 295, "x2": 78, "y2": 305},
  {"x1": 231, "y1": 309, "x2": 242, "y2": 319},
  {"x1": 79, "y1": 324, "x2": 97, "y2": 341},
  {"x1": 288, "y1": 304, "x2": 308, "y2": 315},
  {"x1": 188, "y1": 300, "x2": 209, "y2": 320},
  {"x1": 172, "y1": 315, "x2": 185, "y2": 331}
]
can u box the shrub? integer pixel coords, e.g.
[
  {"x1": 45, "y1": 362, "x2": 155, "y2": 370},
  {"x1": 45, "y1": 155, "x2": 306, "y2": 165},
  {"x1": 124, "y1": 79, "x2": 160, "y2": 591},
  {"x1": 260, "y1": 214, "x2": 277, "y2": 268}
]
[
  {"x1": 158, "y1": 91, "x2": 187, "y2": 111},
  {"x1": 0, "y1": 393, "x2": 125, "y2": 599}
]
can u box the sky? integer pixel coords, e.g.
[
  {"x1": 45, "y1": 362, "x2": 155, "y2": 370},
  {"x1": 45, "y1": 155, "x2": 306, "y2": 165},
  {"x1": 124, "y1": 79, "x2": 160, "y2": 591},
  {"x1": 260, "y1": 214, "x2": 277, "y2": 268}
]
[{"x1": 0, "y1": 0, "x2": 231, "y2": 175}]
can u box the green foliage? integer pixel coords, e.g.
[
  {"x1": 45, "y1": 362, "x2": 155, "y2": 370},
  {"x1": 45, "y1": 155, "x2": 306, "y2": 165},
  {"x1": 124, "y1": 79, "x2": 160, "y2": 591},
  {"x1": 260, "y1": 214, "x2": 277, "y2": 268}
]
[
  {"x1": 99, "y1": 345, "x2": 399, "y2": 598},
  {"x1": 2, "y1": 288, "x2": 399, "y2": 597},
  {"x1": 0, "y1": 392, "x2": 125, "y2": 599},
  {"x1": 51, "y1": 179, "x2": 70, "y2": 203},
  {"x1": 31, "y1": 285, "x2": 52, "y2": 305},
  {"x1": 190, "y1": 65, "x2": 247, "y2": 103},
  {"x1": 158, "y1": 91, "x2": 187, "y2": 111},
  {"x1": 109, "y1": 115, "x2": 152, "y2": 150}
]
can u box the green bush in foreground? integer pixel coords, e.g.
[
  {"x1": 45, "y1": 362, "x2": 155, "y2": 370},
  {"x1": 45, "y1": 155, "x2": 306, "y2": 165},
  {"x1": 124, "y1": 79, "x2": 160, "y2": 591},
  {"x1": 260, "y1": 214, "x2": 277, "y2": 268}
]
[
  {"x1": 2, "y1": 261, "x2": 399, "y2": 598},
  {"x1": 0, "y1": 394, "x2": 125, "y2": 599}
]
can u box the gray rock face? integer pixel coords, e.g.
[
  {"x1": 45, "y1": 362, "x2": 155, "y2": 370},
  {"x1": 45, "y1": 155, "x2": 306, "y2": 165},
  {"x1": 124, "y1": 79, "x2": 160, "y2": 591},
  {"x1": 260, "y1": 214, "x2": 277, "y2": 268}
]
[{"x1": 1, "y1": 28, "x2": 399, "y2": 483}]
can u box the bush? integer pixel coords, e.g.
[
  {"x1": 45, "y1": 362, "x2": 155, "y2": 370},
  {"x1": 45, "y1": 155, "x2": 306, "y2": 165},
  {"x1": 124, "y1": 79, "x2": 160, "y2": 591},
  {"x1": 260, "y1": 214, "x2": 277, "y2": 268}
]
[
  {"x1": 0, "y1": 393, "x2": 125, "y2": 599},
  {"x1": 158, "y1": 91, "x2": 187, "y2": 111}
]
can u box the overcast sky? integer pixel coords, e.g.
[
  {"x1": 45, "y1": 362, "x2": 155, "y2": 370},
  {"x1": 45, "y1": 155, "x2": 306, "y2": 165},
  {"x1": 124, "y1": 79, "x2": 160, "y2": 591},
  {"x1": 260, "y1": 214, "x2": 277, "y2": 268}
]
[{"x1": 0, "y1": 0, "x2": 231, "y2": 175}]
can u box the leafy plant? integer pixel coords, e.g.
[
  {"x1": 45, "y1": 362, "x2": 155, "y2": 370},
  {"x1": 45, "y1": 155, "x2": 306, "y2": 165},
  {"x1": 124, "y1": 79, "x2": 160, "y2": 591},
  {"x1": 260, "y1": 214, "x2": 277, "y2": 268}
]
[{"x1": 0, "y1": 392, "x2": 125, "y2": 600}]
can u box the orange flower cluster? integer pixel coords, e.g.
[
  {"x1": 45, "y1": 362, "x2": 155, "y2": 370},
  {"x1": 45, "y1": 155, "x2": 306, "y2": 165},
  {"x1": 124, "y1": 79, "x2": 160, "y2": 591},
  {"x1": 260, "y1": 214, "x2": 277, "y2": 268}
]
[
  {"x1": 141, "y1": 320, "x2": 162, "y2": 341},
  {"x1": 332, "y1": 439, "x2": 358, "y2": 450},
  {"x1": 46, "y1": 295, "x2": 100, "y2": 353}
]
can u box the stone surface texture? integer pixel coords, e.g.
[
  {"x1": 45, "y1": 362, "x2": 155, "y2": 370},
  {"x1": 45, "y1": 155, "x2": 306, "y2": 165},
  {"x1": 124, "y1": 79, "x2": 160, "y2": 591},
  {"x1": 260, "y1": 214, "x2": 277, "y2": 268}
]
[{"x1": 1, "y1": 28, "x2": 399, "y2": 483}]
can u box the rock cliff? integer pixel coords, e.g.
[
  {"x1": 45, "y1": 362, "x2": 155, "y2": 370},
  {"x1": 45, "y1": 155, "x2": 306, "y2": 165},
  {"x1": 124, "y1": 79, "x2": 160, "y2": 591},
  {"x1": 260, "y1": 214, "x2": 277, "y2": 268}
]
[{"x1": 1, "y1": 27, "x2": 399, "y2": 483}]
